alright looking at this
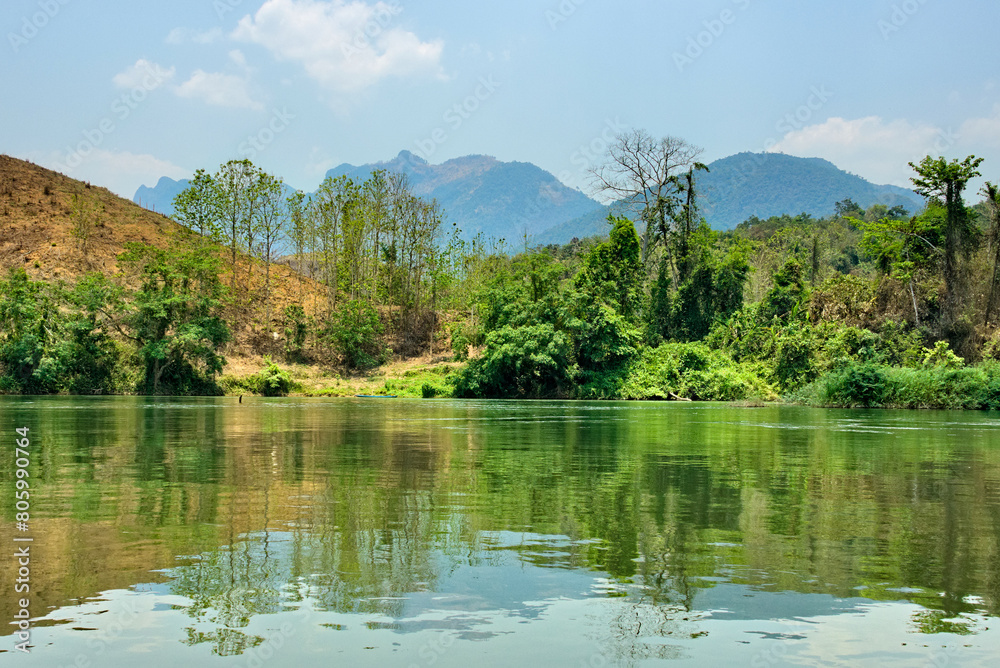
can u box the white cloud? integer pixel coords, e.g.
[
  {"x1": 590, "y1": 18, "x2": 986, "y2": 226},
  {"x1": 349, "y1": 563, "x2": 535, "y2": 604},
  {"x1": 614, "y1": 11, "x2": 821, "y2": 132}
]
[
  {"x1": 229, "y1": 49, "x2": 248, "y2": 68},
  {"x1": 31, "y1": 149, "x2": 188, "y2": 199},
  {"x1": 769, "y1": 116, "x2": 960, "y2": 186},
  {"x1": 112, "y1": 59, "x2": 175, "y2": 90},
  {"x1": 175, "y1": 70, "x2": 263, "y2": 110},
  {"x1": 959, "y1": 106, "x2": 1000, "y2": 150},
  {"x1": 232, "y1": 0, "x2": 445, "y2": 94},
  {"x1": 165, "y1": 27, "x2": 224, "y2": 45}
]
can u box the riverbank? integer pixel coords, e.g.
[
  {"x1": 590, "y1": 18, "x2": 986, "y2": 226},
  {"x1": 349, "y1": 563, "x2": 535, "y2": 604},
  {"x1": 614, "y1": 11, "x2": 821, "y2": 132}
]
[{"x1": 217, "y1": 351, "x2": 1000, "y2": 412}]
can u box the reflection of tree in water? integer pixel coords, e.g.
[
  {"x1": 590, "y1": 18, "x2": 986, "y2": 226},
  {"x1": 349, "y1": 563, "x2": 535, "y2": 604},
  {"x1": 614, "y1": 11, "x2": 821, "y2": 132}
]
[{"x1": 81, "y1": 400, "x2": 1000, "y2": 656}]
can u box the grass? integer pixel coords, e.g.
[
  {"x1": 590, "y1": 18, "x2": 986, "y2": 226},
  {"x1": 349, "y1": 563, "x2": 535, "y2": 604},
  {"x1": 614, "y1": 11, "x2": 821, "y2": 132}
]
[{"x1": 219, "y1": 355, "x2": 459, "y2": 398}]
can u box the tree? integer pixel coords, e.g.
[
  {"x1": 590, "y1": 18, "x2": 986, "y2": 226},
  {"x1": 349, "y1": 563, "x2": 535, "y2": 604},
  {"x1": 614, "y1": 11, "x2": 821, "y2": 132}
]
[
  {"x1": 119, "y1": 243, "x2": 230, "y2": 395},
  {"x1": 286, "y1": 190, "x2": 311, "y2": 300},
  {"x1": 909, "y1": 155, "x2": 984, "y2": 325},
  {"x1": 857, "y1": 210, "x2": 943, "y2": 326},
  {"x1": 982, "y1": 182, "x2": 1000, "y2": 326},
  {"x1": 173, "y1": 169, "x2": 221, "y2": 242},
  {"x1": 589, "y1": 129, "x2": 703, "y2": 263},
  {"x1": 254, "y1": 171, "x2": 287, "y2": 329},
  {"x1": 71, "y1": 194, "x2": 101, "y2": 263},
  {"x1": 214, "y1": 159, "x2": 261, "y2": 292},
  {"x1": 575, "y1": 216, "x2": 644, "y2": 321}
]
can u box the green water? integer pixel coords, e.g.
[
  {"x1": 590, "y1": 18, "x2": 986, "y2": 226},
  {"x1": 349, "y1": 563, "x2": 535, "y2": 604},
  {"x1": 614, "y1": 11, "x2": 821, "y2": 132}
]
[{"x1": 2, "y1": 397, "x2": 1000, "y2": 666}]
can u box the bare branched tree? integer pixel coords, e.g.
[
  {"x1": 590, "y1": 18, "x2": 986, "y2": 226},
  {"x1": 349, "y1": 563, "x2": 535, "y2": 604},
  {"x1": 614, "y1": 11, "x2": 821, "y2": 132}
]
[{"x1": 588, "y1": 129, "x2": 703, "y2": 265}]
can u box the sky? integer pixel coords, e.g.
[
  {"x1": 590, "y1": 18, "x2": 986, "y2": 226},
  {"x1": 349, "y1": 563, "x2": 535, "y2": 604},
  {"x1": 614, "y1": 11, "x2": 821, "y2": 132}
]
[{"x1": 2, "y1": 0, "x2": 999, "y2": 200}]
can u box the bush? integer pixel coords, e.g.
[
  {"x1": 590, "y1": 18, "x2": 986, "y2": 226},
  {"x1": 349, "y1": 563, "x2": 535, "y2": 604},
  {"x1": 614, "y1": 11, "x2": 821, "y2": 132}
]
[
  {"x1": 450, "y1": 323, "x2": 471, "y2": 362},
  {"x1": 327, "y1": 299, "x2": 389, "y2": 370},
  {"x1": 219, "y1": 358, "x2": 294, "y2": 397},
  {"x1": 258, "y1": 358, "x2": 293, "y2": 397},
  {"x1": 619, "y1": 342, "x2": 775, "y2": 402},
  {"x1": 823, "y1": 363, "x2": 889, "y2": 408},
  {"x1": 453, "y1": 324, "x2": 574, "y2": 398}
]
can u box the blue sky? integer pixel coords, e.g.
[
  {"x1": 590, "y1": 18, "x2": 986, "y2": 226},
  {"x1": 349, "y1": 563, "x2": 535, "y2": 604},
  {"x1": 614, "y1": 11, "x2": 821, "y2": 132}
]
[{"x1": 3, "y1": 0, "x2": 999, "y2": 199}]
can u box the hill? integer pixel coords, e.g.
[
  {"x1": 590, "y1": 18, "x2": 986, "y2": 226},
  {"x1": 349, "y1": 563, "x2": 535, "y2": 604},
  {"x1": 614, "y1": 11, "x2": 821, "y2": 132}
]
[
  {"x1": 132, "y1": 152, "x2": 604, "y2": 242},
  {"x1": 0, "y1": 154, "x2": 320, "y2": 333},
  {"x1": 535, "y1": 153, "x2": 925, "y2": 243},
  {"x1": 326, "y1": 151, "x2": 603, "y2": 241},
  {"x1": 699, "y1": 152, "x2": 923, "y2": 229},
  {"x1": 1, "y1": 154, "x2": 186, "y2": 280},
  {"x1": 132, "y1": 151, "x2": 925, "y2": 247}
]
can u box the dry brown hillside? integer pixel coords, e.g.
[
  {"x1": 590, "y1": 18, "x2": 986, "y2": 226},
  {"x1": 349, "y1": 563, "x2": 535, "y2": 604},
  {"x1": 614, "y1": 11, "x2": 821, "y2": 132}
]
[
  {"x1": 0, "y1": 154, "x2": 328, "y2": 344},
  {"x1": 0, "y1": 154, "x2": 187, "y2": 279}
]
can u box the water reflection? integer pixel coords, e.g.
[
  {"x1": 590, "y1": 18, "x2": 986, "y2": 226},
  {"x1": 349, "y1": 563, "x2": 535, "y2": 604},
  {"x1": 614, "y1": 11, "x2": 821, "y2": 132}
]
[{"x1": 3, "y1": 398, "x2": 1000, "y2": 664}]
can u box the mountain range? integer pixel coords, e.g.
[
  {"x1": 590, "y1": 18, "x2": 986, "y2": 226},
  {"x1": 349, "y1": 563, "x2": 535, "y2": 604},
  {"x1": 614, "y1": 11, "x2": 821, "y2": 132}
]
[{"x1": 134, "y1": 151, "x2": 926, "y2": 245}]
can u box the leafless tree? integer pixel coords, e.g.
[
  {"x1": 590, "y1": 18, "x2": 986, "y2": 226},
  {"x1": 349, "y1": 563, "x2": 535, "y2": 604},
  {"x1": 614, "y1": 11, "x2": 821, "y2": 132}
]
[{"x1": 589, "y1": 129, "x2": 703, "y2": 264}]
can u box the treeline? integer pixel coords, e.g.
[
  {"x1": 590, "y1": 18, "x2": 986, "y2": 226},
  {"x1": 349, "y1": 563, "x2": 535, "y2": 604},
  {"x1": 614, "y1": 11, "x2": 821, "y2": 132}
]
[
  {"x1": 449, "y1": 137, "x2": 1000, "y2": 409},
  {"x1": 5, "y1": 141, "x2": 1000, "y2": 406}
]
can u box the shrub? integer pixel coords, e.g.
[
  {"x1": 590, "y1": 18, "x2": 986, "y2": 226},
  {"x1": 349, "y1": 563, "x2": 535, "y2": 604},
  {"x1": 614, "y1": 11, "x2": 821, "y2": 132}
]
[
  {"x1": 453, "y1": 324, "x2": 574, "y2": 398},
  {"x1": 327, "y1": 299, "x2": 388, "y2": 370},
  {"x1": 258, "y1": 358, "x2": 293, "y2": 397},
  {"x1": 823, "y1": 363, "x2": 889, "y2": 408}
]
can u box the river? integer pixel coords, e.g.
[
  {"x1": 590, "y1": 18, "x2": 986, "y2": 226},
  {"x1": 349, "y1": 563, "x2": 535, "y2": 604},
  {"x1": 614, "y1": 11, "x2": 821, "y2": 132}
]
[{"x1": 2, "y1": 397, "x2": 1000, "y2": 666}]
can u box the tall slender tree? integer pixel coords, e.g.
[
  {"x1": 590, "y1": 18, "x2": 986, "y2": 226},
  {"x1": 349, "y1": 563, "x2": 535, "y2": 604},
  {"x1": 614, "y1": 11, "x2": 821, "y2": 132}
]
[{"x1": 908, "y1": 155, "x2": 984, "y2": 325}]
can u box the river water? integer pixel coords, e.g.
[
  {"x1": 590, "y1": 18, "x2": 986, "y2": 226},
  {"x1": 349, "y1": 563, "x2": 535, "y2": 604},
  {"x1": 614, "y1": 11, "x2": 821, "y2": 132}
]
[{"x1": 2, "y1": 397, "x2": 1000, "y2": 666}]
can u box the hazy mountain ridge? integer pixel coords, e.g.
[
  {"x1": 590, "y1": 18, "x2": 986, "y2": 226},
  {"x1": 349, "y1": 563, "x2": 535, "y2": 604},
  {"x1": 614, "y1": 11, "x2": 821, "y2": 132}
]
[
  {"x1": 327, "y1": 151, "x2": 604, "y2": 240},
  {"x1": 133, "y1": 151, "x2": 924, "y2": 245},
  {"x1": 535, "y1": 152, "x2": 925, "y2": 244}
]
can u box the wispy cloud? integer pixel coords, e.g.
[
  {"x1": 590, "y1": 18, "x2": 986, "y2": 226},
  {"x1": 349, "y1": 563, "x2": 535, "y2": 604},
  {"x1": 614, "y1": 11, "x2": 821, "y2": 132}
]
[
  {"x1": 769, "y1": 116, "x2": 960, "y2": 186},
  {"x1": 232, "y1": 0, "x2": 445, "y2": 95},
  {"x1": 175, "y1": 70, "x2": 263, "y2": 110},
  {"x1": 165, "y1": 27, "x2": 224, "y2": 45},
  {"x1": 112, "y1": 59, "x2": 175, "y2": 89}
]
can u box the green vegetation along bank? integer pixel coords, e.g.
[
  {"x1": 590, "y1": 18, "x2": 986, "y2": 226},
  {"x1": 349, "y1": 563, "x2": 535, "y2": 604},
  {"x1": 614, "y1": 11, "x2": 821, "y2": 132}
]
[{"x1": 4, "y1": 140, "x2": 1000, "y2": 410}]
